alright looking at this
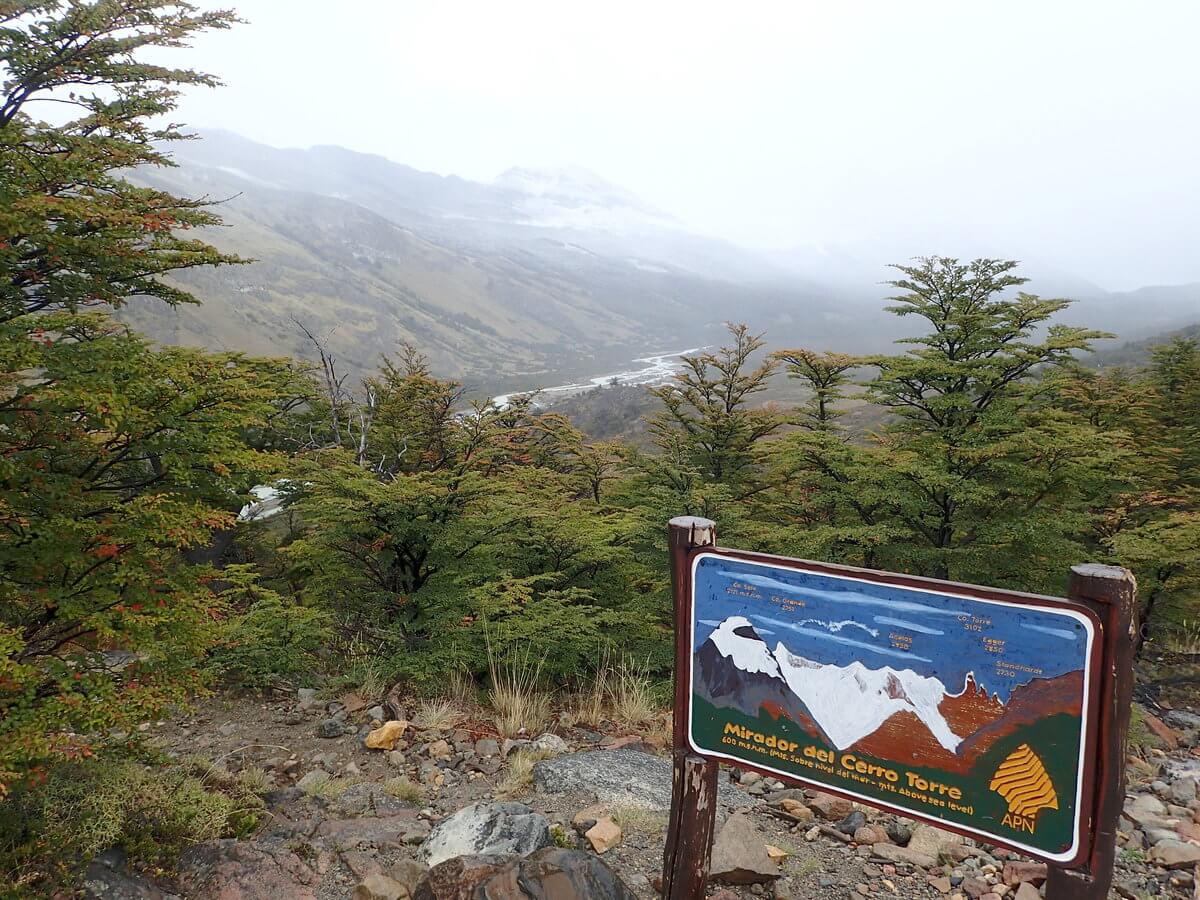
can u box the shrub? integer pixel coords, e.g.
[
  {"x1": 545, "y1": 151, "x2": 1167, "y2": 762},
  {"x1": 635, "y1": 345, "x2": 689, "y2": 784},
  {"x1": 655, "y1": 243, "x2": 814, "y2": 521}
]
[
  {"x1": 0, "y1": 757, "x2": 264, "y2": 893},
  {"x1": 207, "y1": 566, "x2": 332, "y2": 688}
]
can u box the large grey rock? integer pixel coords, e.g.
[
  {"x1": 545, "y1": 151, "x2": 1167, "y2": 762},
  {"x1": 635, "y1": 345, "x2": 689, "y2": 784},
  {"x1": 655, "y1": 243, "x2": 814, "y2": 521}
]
[
  {"x1": 420, "y1": 802, "x2": 552, "y2": 867},
  {"x1": 1148, "y1": 839, "x2": 1200, "y2": 869},
  {"x1": 709, "y1": 811, "x2": 779, "y2": 884},
  {"x1": 413, "y1": 848, "x2": 636, "y2": 900},
  {"x1": 532, "y1": 750, "x2": 752, "y2": 811}
]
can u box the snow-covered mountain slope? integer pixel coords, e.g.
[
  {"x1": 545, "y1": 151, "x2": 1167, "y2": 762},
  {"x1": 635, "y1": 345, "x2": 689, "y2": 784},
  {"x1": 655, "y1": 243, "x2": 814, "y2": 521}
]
[
  {"x1": 774, "y1": 646, "x2": 962, "y2": 753},
  {"x1": 709, "y1": 616, "x2": 783, "y2": 678}
]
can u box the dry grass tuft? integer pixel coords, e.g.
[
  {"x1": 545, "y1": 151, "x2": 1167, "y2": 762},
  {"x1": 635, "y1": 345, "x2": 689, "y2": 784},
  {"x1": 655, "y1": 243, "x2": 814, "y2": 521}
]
[
  {"x1": 415, "y1": 697, "x2": 462, "y2": 730},
  {"x1": 488, "y1": 646, "x2": 551, "y2": 738},
  {"x1": 612, "y1": 804, "x2": 668, "y2": 835},
  {"x1": 563, "y1": 655, "x2": 664, "y2": 730},
  {"x1": 495, "y1": 748, "x2": 554, "y2": 798},
  {"x1": 382, "y1": 775, "x2": 422, "y2": 803}
]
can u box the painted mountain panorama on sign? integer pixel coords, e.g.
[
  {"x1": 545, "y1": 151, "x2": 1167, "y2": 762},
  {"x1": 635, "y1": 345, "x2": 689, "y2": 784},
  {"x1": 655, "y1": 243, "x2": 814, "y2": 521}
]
[{"x1": 688, "y1": 556, "x2": 1091, "y2": 777}]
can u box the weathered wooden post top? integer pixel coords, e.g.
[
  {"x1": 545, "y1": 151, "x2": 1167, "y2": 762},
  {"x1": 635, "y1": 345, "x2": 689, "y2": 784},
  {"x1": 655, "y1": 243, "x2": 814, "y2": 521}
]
[{"x1": 661, "y1": 516, "x2": 1136, "y2": 900}]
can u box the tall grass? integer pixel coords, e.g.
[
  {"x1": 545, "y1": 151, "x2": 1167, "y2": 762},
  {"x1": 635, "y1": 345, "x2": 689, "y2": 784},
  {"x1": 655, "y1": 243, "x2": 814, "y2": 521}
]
[{"x1": 488, "y1": 642, "x2": 551, "y2": 737}]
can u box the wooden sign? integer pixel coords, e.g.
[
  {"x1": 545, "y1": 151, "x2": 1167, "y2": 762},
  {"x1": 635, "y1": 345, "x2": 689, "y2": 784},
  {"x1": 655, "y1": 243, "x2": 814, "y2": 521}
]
[
  {"x1": 661, "y1": 517, "x2": 1137, "y2": 900},
  {"x1": 685, "y1": 550, "x2": 1101, "y2": 864}
]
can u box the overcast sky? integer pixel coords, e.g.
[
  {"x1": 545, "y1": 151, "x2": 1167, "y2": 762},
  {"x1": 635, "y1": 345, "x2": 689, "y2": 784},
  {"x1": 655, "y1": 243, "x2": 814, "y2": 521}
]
[{"x1": 173, "y1": 1, "x2": 1200, "y2": 291}]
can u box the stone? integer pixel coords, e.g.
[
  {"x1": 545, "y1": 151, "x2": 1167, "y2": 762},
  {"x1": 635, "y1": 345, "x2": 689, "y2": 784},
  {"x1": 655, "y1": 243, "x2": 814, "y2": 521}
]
[
  {"x1": 837, "y1": 810, "x2": 867, "y2": 834},
  {"x1": 475, "y1": 738, "x2": 500, "y2": 757},
  {"x1": 906, "y1": 824, "x2": 964, "y2": 860},
  {"x1": 773, "y1": 798, "x2": 813, "y2": 822},
  {"x1": 709, "y1": 812, "x2": 780, "y2": 884},
  {"x1": 419, "y1": 802, "x2": 552, "y2": 867},
  {"x1": 870, "y1": 843, "x2": 936, "y2": 869},
  {"x1": 1150, "y1": 839, "x2": 1200, "y2": 868},
  {"x1": 388, "y1": 859, "x2": 429, "y2": 896},
  {"x1": 887, "y1": 823, "x2": 912, "y2": 846},
  {"x1": 318, "y1": 718, "x2": 345, "y2": 738},
  {"x1": 572, "y1": 802, "x2": 611, "y2": 829},
  {"x1": 1013, "y1": 884, "x2": 1040, "y2": 900},
  {"x1": 532, "y1": 749, "x2": 751, "y2": 811},
  {"x1": 318, "y1": 815, "x2": 422, "y2": 850},
  {"x1": 297, "y1": 687, "x2": 318, "y2": 708},
  {"x1": 354, "y1": 874, "x2": 408, "y2": 900},
  {"x1": 81, "y1": 849, "x2": 165, "y2": 900},
  {"x1": 333, "y1": 782, "x2": 416, "y2": 817},
  {"x1": 929, "y1": 875, "x2": 953, "y2": 894},
  {"x1": 585, "y1": 817, "x2": 623, "y2": 853},
  {"x1": 961, "y1": 877, "x2": 989, "y2": 899},
  {"x1": 501, "y1": 738, "x2": 531, "y2": 757},
  {"x1": 808, "y1": 791, "x2": 853, "y2": 820},
  {"x1": 1002, "y1": 861, "x2": 1047, "y2": 886},
  {"x1": 531, "y1": 732, "x2": 569, "y2": 754},
  {"x1": 367, "y1": 705, "x2": 386, "y2": 721},
  {"x1": 1173, "y1": 778, "x2": 1200, "y2": 805},
  {"x1": 413, "y1": 848, "x2": 636, "y2": 900},
  {"x1": 764, "y1": 845, "x2": 788, "y2": 862},
  {"x1": 1145, "y1": 713, "x2": 1181, "y2": 749},
  {"x1": 854, "y1": 825, "x2": 891, "y2": 845},
  {"x1": 366, "y1": 720, "x2": 408, "y2": 750},
  {"x1": 428, "y1": 739, "x2": 451, "y2": 759},
  {"x1": 178, "y1": 839, "x2": 320, "y2": 900},
  {"x1": 296, "y1": 770, "x2": 329, "y2": 791},
  {"x1": 388, "y1": 750, "x2": 406, "y2": 768}
]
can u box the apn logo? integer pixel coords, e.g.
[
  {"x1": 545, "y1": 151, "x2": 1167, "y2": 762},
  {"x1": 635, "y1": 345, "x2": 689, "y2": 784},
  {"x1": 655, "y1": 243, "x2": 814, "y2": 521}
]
[{"x1": 989, "y1": 744, "x2": 1058, "y2": 834}]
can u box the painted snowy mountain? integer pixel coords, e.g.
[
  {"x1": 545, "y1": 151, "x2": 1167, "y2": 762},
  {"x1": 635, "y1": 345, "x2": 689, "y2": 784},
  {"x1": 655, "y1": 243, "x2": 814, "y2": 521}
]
[
  {"x1": 773, "y1": 645, "x2": 963, "y2": 753},
  {"x1": 694, "y1": 617, "x2": 826, "y2": 741},
  {"x1": 694, "y1": 615, "x2": 1014, "y2": 762}
]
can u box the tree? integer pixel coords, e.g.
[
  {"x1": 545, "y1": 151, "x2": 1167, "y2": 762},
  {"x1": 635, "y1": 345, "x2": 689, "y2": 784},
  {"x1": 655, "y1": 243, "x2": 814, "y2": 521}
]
[
  {"x1": 647, "y1": 324, "x2": 781, "y2": 495},
  {"x1": 772, "y1": 348, "x2": 860, "y2": 432},
  {"x1": 2, "y1": 1, "x2": 243, "y2": 323},
  {"x1": 0, "y1": 2, "x2": 272, "y2": 794},
  {"x1": 0, "y1": 314, "x2": 299, "y2": 791}
]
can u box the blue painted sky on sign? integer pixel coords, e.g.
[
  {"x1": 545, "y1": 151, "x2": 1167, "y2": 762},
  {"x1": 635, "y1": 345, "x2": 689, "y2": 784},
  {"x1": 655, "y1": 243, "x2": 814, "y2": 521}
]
[{"x1": 692, "y1": 555, "x2": 1089, "y2": 702}]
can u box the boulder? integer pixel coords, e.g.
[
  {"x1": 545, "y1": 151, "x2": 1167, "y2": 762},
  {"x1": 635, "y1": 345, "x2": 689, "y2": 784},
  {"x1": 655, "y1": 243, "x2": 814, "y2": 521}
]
[
  {"x1": 585, "y1": 818, "x2": 623, "y2": 853},
  {"x1": 808, "y1": 791, "x2": 853, "y2": 820},
  {"x1": 366, "y1": 720, "x2": 408, "y2": 750},
  {"x1": 532, "y1": 749, "x2": 751, "y2": 811},
  {"x1": 1149, "y1": 839, "x2": 1200, "y2": 869},
  {"x1": 332, "y1": 782, "x2": 415, "y2": 817},
  {"x1": 870, "y1": 843, "x2": 936, "y2": 869},
  {"x1": 1002, "y1": 861, "x2": 1047, "y2": 886},
  {"x1": 354, "y1": 874, "x2": 408, "y2": 900},
  {"x1": 420, "y1": 802, "x2": 552, "y2": 867},
  {"x1": 531, "y1": 732, "x2": 569, "y2": 754},
  {"x1": 413, "y1": 848, "x2": 636, "y2": 900},
  {"x1": 178, "y1": 839, "x2": 321, "y2": 900},
  {"x1": 905, "y1": 823, "x2": 964, "y2": 860},
  {"x1": 709, "y1": 812, "x2": 780, "y2": 884},
  {"x1": 81, "y1": 850, "x2": 165, "y2": 900}
]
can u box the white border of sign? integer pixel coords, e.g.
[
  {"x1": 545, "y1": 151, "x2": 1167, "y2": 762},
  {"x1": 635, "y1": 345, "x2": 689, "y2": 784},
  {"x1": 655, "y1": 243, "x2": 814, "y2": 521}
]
[{"x1": 685, "y1": 551, "x2": 1097, "y2": 864}]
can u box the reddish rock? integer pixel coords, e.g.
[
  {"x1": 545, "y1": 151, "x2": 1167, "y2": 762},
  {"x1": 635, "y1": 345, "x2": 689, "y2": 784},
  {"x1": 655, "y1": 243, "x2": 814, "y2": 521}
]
[
  {"x1": 808, "y1": 791, "x2": 853, "y2": 820},
  {"x1": 854, "y1": 825, "x2": 891, "y2": 845},
  {"x1": 178, "y1": 839, "x2": 320, "y2": 900},
  {"x1": 1144, "y1": 713, "x2": 1181, "y2": 749},
  {"x1": 1002, "y1": 860, "x2": 1047, "y2": 886},
  {"x1": 413, "y1": 848, "x2": 636, "y2": 900}
]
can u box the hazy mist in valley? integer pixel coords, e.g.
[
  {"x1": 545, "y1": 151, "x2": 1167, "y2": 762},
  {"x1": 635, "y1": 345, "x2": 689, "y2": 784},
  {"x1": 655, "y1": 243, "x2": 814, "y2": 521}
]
[{"x1": 169, "y1": 0, "x2": 1200, "y2": 292}]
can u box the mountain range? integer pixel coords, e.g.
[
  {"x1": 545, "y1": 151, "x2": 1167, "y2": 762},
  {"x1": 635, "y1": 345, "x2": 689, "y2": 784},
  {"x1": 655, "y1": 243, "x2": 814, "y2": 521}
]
[
  {"x1": 695, "y1": 616, "x2": 1080, "y2": 774},
  {"x1": 122, "y1": 130, "x2": 1200, "y2": 393}
]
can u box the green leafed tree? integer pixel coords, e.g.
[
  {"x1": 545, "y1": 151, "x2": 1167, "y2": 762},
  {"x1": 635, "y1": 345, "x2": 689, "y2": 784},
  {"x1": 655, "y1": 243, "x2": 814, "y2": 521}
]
[{"x1": 0, "y1": 1, "x2": 306, "y2": 800}]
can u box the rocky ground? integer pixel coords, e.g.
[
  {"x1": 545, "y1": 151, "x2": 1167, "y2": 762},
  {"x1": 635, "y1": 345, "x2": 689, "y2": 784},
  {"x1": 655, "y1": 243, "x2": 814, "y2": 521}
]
[{"x1": 80, "y1": 691, "x2": 1200, "y2": 900}]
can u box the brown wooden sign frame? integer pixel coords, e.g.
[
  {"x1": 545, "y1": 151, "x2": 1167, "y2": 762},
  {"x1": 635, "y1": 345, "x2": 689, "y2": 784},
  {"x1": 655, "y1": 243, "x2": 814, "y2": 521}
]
[{"x1": 661, "y1": 516, "x2": 1137, "y2": 900}]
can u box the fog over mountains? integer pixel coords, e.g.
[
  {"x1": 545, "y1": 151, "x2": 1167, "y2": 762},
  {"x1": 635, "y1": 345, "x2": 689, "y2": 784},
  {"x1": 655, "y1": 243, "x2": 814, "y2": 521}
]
[{"x1": 125, "y1": 130, "x2": 1200, "y2": 392}]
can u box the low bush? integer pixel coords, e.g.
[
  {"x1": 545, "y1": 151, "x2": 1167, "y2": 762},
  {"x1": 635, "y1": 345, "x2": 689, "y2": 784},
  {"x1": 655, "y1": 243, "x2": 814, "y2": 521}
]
[{"x1": 0, "y1": 756, "x2": 265, "y2": 894}]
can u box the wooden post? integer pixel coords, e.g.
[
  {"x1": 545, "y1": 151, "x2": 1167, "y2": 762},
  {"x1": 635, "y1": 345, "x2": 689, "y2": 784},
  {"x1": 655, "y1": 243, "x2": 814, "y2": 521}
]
[
  {"x1": 1047, "y1": 564, "x2": 1138, "y2": 900},
  {"x1": 662, "y1": 516, "x2": 719, "y2": 900}
]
